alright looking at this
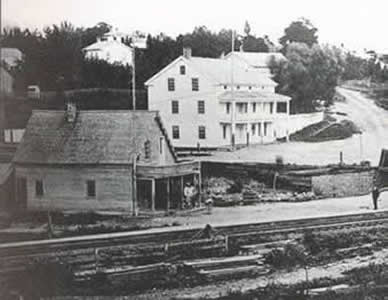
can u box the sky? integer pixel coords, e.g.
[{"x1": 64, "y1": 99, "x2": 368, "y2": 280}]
[{"x1": 2, "y1": 0, "x2": 388, "y2": 53}]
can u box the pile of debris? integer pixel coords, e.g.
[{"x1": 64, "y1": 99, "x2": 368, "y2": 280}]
[{"x1": 204, "y1": 177, "x2": 318, "y2": 207}]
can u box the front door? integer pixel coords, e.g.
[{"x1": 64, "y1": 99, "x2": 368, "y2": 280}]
[{"x1": 137, "y1": 180, "x2": 152, "y2": 210}]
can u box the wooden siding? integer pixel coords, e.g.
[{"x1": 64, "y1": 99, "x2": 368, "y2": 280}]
[
  {"x1": 15, "y1": 165, "x2": 133, "y2": 211},
  {"x1": 137, "y1": 161, "x2": 200, "y2": 179}
]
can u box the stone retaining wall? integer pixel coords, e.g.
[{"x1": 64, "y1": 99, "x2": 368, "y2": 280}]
[{"x1": 311, "y1": 170, "x2": 375, "y2": 198}]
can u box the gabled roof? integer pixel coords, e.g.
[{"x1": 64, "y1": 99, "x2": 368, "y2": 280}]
[
  {"x1": 82, "y1": 40, "x2": 132, "y2": 52},
  {"x1": 225, "y1": 52, "x2": 286, "y2": 69},
  {"x1": 1, "y1": 48, "x2": 23, "y2": 67},
  {"x1": 13, "y1": 110, "x2": 177, "y2": 165},
  {"x1": 218, "y1": 91, "x2": 291, "y2": 102},
  {"x1": 145, "y1": 55, "x2": 277, "y2": 86}
]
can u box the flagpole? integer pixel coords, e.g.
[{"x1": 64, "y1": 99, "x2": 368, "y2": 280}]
[{"x1": 231, "y1": 30, "x2": 236, "y2": 150}]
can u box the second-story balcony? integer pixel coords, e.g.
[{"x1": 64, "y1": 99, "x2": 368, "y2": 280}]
[{"x1": 218, "y1": 90, "x2": 291, "y2": 124}]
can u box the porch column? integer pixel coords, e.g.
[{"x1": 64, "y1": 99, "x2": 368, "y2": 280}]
[
  {"x1": 166, "y1": 177, "x2": 170, "y2": 212},
  {"x1": 197, "y1": 172, "x2": 202, "y2": 207},
  {"x1": 180, "y1": 176, "x2": 184, "y2": 209},
  {"x1": 151, "y1": 179, "x2": 156, "y2": 211}
]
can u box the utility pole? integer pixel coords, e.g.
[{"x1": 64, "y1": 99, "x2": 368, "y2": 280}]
[
  {"x1": 132, "y1": 47, "x2": 136, "y2": 110},
  {"x1": 132, "y1": 154, "x2": 138, "y2": 216},
  {"x1": 230, "y1": 30, "x2": 236, "y2": 150},
  {"x1": 0, "y1": 0, "x2": 5, "y2": 143}
]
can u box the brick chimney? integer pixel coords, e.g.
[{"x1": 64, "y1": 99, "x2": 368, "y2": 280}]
[
  {"x1": 65, "y1": 102, "x2": 77, "y2": 123},
  {"x1": 183, "y1": 47, "x2": 192, "y2": 59}
]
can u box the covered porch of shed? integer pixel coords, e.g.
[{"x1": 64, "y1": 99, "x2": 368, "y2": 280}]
[{"x1": 136, "y1": 161, "x2": 201, "y2": 212}]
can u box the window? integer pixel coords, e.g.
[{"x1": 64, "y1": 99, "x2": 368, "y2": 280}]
[
  {"x1": 236, "y1": 85, "x2": 240, "y2": 90},
  {"x1": 172, "y1": 126, "x2": 180, "y2": 139},
  {"x1": 252, "y1": 103, "x2": 256, "y2": 113},
  {"x1": 4, "y1": 130, "x2": 11, "y2": 143},
  {"x1": 168, "y1": 78, "x2": 175, "y2": 91},
  {"x1": 144, "y1": 140, "x2": 151, "y2": 159},
  {"x1": 223, "y1": 125, "x2": 227, "y2": 139},
  {"x1": 224, "y1": 85, "x2": 227, "y2": 90},
  {"x1": 35, "y1": 180, "x2": 44, "y2": 197},
  {"x1": 171, "y1": 100, "x2": 179, "y2": 114},
  {"x1": 258, "y1": 123, "x2": 262, "y2": 136},
  {"x1": 87, "y1": 180, "x2": 96, "y2": 198},
  {"x1": 270, "y1": 102, "x2": 274, "y2": 114},
  {"x1": 180, "y1": 65, "x2": 186, "y2": 75},
  {"x1": 192, "y1": 78, "x2": 199, "y2": 91},
  {"x1": 198, "y1": 100, "x2": 205, "y2": 114},
  {"x1": 249, "y1": 86, "x2": 252, "y2": 90},
  {"x1": 159, "y1": 137, "x2": 164, "y2": 154},
  {"x1": 198, "y1": 126, "x2": 206, "y2": 139},
  {"x1": 226, "y1": 103, "x2": 231, "y2": 114}
]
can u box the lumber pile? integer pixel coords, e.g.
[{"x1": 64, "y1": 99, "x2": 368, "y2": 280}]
[{"x1": 182, "y1": 254, "x2": 269, "y2": 280}]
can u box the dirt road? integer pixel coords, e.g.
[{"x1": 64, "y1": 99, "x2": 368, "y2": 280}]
[{"x1": 209, "y1": 87, "x2": 388, "y2": 166}]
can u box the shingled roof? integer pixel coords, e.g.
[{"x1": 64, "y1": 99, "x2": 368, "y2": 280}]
[
  {"x1": 13, "y1": 110, "x2": 177, "y2": 165},
  {"x1": 145, "y1": 56, "x2": 277, "y2": 86},
  {"x1": 225, "y1": 52, "x2": 286, "y2": 69}
]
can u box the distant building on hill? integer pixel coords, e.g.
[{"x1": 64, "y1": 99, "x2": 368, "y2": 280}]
[
  {"x1": 82, "y1": 30, "x2": 133, "y2": 66},
  {"x1": 0, "y1": 67, "x2": 14, "y2": 95},
  {"x1": 1, "y1": 48, "x2": 23, "y2": 68}
]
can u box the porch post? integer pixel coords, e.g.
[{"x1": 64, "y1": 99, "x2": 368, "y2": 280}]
[
  {"x1": 286, "y1": 100, "x2": 291, "y2": 142},
  {"x1": 166, "y1": 177, "x2": 170, "y2": 212},
  {"x1": 180, "y1": 176, "x2": 184, "y2": 209},
  {"x1": 151, "y1": 179, "x2": 156, "y2": 211},
  {"x1": 197, "y1": 170, "x2": 202, "y2": 207}
]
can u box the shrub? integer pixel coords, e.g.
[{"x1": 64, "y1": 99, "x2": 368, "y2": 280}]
[{"x1": 265, "y1": 243, "x2": 307, "y2": 269}]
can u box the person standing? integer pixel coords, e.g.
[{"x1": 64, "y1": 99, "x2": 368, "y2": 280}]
[{"x1": 372, "y1": 186, "x2": 380, "y2": 210}]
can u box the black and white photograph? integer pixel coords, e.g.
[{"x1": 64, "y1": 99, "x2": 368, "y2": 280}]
[{"x1": 1, "y1": 0, "x2": 388, "y2": 299}]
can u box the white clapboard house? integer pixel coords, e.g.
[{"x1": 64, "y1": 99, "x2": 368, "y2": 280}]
[{"x1": 145, "y1": 48, "x2": 292, "y2": 149}]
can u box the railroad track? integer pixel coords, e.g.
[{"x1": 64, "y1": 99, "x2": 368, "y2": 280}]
[
  {"x1": 1, "y1": 210, "x2": 388, "y2": 256},
  {"x1": 0, "y1": 210, "x2": 387, "y2": 278}
]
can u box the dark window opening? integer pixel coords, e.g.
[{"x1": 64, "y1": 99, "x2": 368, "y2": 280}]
[
  {"x1": 192, "y1": 78, "x2": 199, "y2": 91},
  {"x1": 144, "y1": 140, "x2": 151, "y2": 159},
  {"x1": 171, "y1": 100, "x2": 179, "y2": 114},
  {"x1": 172, "y1": 126, "x2": 180, "y2": 139},
  {"x1": 198, "y1": 100, "x2": 205, "y2": 114},
  {"x1": 87, "y1": 180, "x2": 96, "y2": 198},
  {"x1": 180, "y1": 65, "x2": 186, "y2": 75},
  {"x1": 35, "y1": 180, "x2": 44, "y2": 197},
  {"x1": 198, "y1": 126, "x2": 206, "y2": 139},
  {"x1": 168, "y1": 78, "x2": 175, "y2": 91}
]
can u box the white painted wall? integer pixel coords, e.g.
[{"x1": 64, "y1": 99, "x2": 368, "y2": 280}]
[
  {"x1": 148, "y1": 59, "x2": 224, "y2": 148},
  {"x1": 84, "y1": 42, "x2": 133, "y2": 66}
]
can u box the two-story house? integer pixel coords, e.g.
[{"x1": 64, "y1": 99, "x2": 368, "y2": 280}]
[
  {"x1": 145, "y1": 48, "x2": 291, "y2": 149},
  {"x1": 82, "y1": 30, "x2": 133, "y2": 66}
]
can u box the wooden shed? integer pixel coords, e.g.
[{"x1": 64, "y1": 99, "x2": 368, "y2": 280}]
[{"x1": 12, "y1": 107, "x2": 200, "y2": 213}]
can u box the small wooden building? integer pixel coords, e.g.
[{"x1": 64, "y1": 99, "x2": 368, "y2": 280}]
[{"x1": 13, "y1": 106, "x2": 200, "y2": 212}]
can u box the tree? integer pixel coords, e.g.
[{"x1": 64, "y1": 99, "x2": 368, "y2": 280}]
[
  {"x1": 244, "y1": 20, "x2": 251, "y2": 36},
  {"x1": 270, "y1": 42, "x2": 344, "y2": 112},
  {"x1": 279, "y1": 18, "x2": 318, "y2": 49},
  {"x1": 242, "y1": 36, "x2": 269, "y2": 52}
]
